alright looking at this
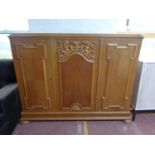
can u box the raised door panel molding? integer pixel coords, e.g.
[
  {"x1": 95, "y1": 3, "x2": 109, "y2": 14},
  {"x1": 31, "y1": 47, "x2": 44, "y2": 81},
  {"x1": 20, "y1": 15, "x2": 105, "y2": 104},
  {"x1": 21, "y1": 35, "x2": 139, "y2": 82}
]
[
  {"x1": 101, "y1": 43, "x2": 138, "y2": 111},
  {"x1": 57, "y1": 40, "x2": 99, "y2": 111},
  {"x1": 14, "y1": 43, "x2": 52, "y2": 111}
]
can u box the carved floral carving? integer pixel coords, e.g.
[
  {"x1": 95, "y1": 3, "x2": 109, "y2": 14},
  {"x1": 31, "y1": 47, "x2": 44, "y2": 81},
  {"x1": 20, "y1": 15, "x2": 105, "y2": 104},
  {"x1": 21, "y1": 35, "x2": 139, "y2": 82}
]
[{"x1": 57, "y1": 41, "x2": 96, "y2": 62}]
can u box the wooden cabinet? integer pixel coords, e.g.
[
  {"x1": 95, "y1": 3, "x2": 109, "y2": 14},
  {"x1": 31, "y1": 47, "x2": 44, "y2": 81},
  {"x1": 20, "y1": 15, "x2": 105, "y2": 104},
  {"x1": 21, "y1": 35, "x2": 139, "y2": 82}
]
[{"x1": 9, "y1": 34, "x2": 143, "y2": 120}]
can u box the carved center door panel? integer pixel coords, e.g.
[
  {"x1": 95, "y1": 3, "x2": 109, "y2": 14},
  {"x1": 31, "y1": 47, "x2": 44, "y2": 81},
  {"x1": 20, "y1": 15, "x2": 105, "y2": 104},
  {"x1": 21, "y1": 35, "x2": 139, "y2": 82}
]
[
  {"x1": 12, "y1": 40, "x2": 53, "y2": 111},
  {"x1": 57, "y1": 40, "x2": 99, "y2": 111},
  {"x1": 97, "y1": 40, "x2": 138, "y2": 111}
]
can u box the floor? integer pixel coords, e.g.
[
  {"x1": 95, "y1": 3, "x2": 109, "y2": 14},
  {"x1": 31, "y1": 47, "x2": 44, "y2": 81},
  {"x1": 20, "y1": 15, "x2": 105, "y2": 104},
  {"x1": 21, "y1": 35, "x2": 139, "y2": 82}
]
[{"x1": 12, "y1": 113, "x2": 155, "y2": 135}]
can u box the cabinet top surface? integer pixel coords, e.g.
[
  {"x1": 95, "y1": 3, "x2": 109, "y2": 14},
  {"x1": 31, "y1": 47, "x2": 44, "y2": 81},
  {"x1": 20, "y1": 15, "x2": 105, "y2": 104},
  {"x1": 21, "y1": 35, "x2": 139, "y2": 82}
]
[{"x1": 9, "y1": 33, "x2": 143, "y2": 38}]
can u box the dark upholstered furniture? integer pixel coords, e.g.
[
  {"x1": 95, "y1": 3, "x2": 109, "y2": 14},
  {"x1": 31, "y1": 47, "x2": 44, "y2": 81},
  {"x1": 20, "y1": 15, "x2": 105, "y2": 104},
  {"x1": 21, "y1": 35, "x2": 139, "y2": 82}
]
[{"x1": 0, "y1": 60, "x2": 21, "y2": 135}]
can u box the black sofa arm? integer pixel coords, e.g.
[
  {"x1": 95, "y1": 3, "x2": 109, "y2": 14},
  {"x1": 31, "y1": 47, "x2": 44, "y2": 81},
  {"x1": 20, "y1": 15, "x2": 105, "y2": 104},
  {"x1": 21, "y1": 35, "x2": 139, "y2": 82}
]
[
  {"x1": 0, "y1": 59, "x2": 21, "y2": 134},
  {"x1": 0, "y1": 60, "x2": 16, "y2": 89},
  {"x1": 0, "y1": 83, "x2": 20, "y2": 117}
]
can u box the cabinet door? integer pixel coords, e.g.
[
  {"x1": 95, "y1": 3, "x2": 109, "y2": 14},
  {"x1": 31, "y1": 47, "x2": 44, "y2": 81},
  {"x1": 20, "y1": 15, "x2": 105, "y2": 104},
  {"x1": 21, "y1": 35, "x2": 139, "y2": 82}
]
[
  {"x1": 97, "y1": 39, "x2": 139, "y2": 111},
  {"x1": 56, "y1": 40, "x2": 99, "y2": 111},
  {"x1": 11, "y1": 39, "x2": 53, "y2": 112}
]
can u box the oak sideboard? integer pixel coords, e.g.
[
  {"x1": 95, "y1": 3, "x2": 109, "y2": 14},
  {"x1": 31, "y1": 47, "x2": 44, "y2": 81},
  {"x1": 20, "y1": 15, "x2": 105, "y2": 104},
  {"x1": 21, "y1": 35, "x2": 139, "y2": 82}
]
[{"x1": 9, "y1": 33, "x2": 143, "y2": 121}]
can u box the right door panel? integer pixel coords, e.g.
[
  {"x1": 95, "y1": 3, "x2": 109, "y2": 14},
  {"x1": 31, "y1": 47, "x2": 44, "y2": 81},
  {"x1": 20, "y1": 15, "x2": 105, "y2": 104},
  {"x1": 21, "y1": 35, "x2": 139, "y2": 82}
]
[{"x1": 97, "y1": 40, "x2": 139, "y2": 111}]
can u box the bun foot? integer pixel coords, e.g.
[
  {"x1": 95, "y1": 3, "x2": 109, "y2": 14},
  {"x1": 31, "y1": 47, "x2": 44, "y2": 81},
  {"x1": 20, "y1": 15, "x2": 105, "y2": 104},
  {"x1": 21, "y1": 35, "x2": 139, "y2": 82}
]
[
  {"x1": 123, "y1": 120, "x2": 132, "y2": 123},
  {"x1": 20, "y1": 121, "x2": 30, "y2": 124}
]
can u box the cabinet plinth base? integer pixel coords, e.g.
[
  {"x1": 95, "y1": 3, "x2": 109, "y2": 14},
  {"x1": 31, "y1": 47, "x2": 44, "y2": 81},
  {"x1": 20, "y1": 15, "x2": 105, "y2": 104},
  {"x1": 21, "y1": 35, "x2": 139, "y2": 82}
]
[{"x1": 20, "y1": 111, "x2": 132, "y2": 121}]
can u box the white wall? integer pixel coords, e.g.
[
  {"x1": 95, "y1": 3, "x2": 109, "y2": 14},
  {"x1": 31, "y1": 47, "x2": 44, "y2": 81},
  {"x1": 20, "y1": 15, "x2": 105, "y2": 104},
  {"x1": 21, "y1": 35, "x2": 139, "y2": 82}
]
[
  {"x1": 28, "y1": 19, "x2": 117, "y2": 33},
  {"x1": 136, "y1": 63, "x2": 155, "y2": 110}
]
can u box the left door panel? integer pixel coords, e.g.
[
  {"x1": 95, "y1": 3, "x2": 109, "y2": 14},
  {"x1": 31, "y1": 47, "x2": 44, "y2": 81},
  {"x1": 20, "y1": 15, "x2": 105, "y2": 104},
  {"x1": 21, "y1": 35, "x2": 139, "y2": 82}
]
[{"x1": 10, "y1": 38, "x2": 54, "y2": 112}]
